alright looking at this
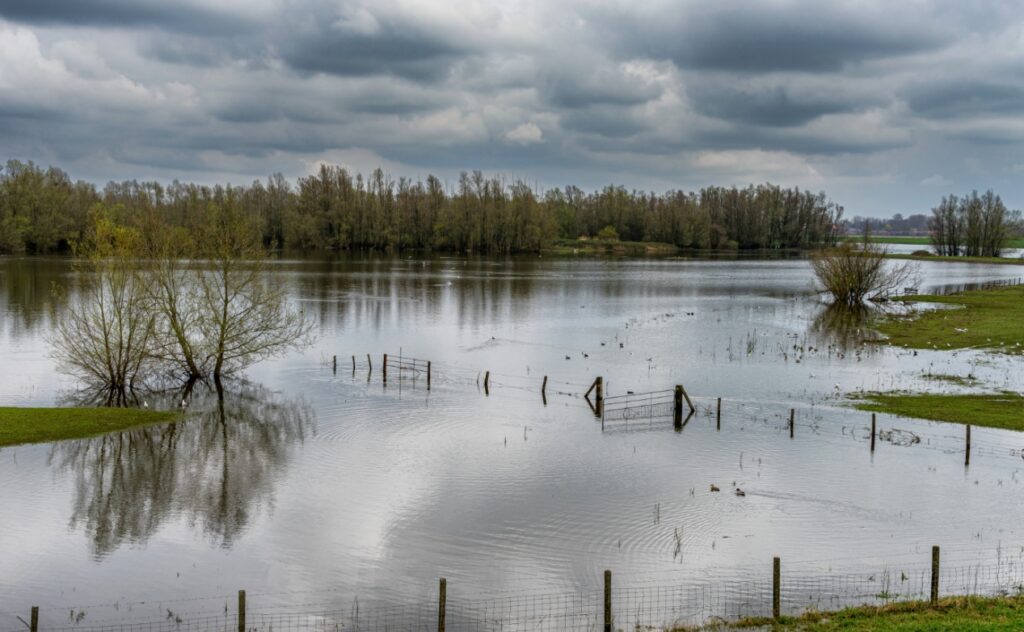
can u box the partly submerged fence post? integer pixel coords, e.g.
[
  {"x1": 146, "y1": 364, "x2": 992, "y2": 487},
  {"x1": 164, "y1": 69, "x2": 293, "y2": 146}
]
[
  {"x1": 484, "y1": 371, "x2": 490, "y2": 395},
  {"x1": 965, "y1": 425, "x2": 971, "y2": 466},
  {"x1": 674, "y1": 385, "x2": 684, "y2": 424},
  {"x1": 332, "y1": 355, "x2": 337, "y2": 374},
  {"x1": 789, "y1": 409, "x2": 795, "y2": 438},
  {"x1": 603, "y1": 569, "x2": 612, "y2": 632},
  {"x1": 772, "y1": 557, "x2": 781, "y2": 621},
  {"x1": 383, "y1": 353, "x2": 388, "y2": 384},
  {"x1": 367, "y1": 353, "x2": 372, "y2": 373},
  {"x1": 427, "y1": 361, "x2": 432, "y2": 390},
  {"x1": 717, "y1": 397, "x2": 722, "y2": 430},
  {"x1": 931, "y1": 546, "x2": 940, "y2": 606},
  {"x1": 30, "y1": 607, "x2": 38, "y2": 632},
  {"x1": 438, "y1": 577, "x2": 446, "y2": 632},
  {"x1": 871, "y1": 413, "x2": 876, "y2": 452},
  {"x1": 352, "y1": 355, "x2": 356, "y2": 372},
  {"x1": 238, "y1": 590, "x2": 245, "y2": 632},
  {"x1": 542, "y1": 375, "x2": 548, "y2": 398}
]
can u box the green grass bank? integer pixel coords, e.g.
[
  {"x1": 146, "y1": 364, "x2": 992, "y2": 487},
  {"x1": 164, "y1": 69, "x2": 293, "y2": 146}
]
[
  {"x1": 681, "y1": 595, "x2": 1024, "y2": 631},
  {"x1": 843, "y1": 235, "x2": 1024, "y2": 248},
  {"x1": 875, "y1": 284, "x2": 1024, "y2": 354},
  {"x1": 854, "y1": 392, "x2": 1024, "y2": 431},
  {"x1": 0, "y1": 407, "x2": 178, "y2": 447}
]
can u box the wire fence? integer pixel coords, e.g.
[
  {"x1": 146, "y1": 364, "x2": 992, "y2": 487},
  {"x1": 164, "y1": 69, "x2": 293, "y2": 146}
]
[{"x1": 12, "y1": 548, "x2": 1024, "y2": 632}]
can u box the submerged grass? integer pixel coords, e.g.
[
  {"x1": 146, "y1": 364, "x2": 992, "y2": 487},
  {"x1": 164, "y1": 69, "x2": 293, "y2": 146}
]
[
  {"x1": 0, "y1": 407, "x2": 178, "y2": 447},
  {"x1": 679, "y1": 595, "x2": 1024, "y2": 631},
  {"x1": 854, "y1": 392, "x2": 1024, "y2": 431},
  {"x1": 875, "y1": 284, "x2": 1024, "y2": 354}
]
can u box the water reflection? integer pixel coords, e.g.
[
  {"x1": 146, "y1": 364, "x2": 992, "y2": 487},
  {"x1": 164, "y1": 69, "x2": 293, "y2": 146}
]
[
  {"x1": 810, "y1": 303, "x2": 879, "y2": 352},
  {"x1": 49, "y1": 381, "x2": 314, "y2": 557}
]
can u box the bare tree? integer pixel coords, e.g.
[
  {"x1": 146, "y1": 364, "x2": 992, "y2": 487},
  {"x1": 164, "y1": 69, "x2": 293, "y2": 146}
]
[
  {"x1": 51, "y1": 206, "x2": 155, "y2": 397},
  {"x1": 811, "y1": 243, "x2": 918, "y2": 305},
  {"x1": 173, "y1": 199, "x2": 311, "y2": 381}
]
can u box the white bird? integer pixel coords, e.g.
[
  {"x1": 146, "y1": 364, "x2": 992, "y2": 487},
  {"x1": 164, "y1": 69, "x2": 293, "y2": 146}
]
[{"x1": 142, "y1": 401, "x2": 149, "y2": 408}]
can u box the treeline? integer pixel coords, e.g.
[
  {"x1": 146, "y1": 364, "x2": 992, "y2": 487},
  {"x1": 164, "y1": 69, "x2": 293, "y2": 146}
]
[
  {"x1": 930, "y1": 190, "x2": 1017, "y2": 257},
  {"x1": 843, "y1": 213, "x2": 930, "y2": 236},
  {"x1": 1, "y1": 159, "x2": 844, "y2": 255}
]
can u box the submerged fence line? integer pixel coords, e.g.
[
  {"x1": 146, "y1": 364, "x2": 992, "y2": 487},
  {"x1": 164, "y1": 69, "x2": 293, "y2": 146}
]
[
  {"x1": 13, "y1": 545, "x2": 1024, "y2": 632},
  {"x1": 331, "y1": 352, "x2": 1005, "y2": 468}
]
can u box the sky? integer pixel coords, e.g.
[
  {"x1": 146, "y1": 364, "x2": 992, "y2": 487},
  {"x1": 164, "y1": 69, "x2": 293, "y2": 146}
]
[{"x1": 1, "y1": 0, "x2": 1022, "y2": 217}]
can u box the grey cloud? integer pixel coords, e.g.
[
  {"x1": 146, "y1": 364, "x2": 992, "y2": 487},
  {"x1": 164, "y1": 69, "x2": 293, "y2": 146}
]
[
  {"x1": 686, "y1": 82, "x2": 876, "y2": 127},
  {"x1": 903, "y1": 79, "x2": 1024, "y2": 119},
  {"x1": 592, "y1": 2, "x2": 946, "y2": 73},
  {"x1": 0, "y1": 0, "x2": 250, "y2": 35},
  {"x1": 279, "y1": 13, "x2": 471, "y2": 80}
]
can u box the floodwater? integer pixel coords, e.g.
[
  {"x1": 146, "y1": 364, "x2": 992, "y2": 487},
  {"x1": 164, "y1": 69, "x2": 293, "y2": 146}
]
[{"x1": 1, "y1": 254, "x2": 1023, "y2": 629}]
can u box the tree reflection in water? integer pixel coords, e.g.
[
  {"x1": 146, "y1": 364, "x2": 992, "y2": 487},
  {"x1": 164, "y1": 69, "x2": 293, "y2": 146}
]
[
  {"x1": 49, "y1": 381, "x2": 315, "y2": 558},
  {"x1": 810, "y1": 302, "x2": 881, "y2": 353}
]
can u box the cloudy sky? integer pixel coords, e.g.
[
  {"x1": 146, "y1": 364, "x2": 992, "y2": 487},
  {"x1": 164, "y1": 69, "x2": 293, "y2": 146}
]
[{"x1": 1, "y1": 0, "x2": 1022, "y2": 216}]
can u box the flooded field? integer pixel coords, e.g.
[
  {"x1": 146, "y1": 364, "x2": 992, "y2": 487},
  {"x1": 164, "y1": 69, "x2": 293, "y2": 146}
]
[{"x1": 1, "y1": 254, "x2": 1023, "y2": 628}]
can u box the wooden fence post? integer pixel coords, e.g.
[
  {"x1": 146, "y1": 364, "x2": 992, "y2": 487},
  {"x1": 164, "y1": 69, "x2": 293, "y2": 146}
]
[
  {"x1": 427, "y1": 361, "x2": 432, "y2": 390},
  {"x1": 679, "y1": 385, "x2": 695, "y2": 415},
  {"x1": 674, "y1": 385, "x2": 684, "y2": 424},
  {"x1": 789, "y1": 409, "x2": 794, "y2": 438},
  {"x1": 871, "y1": 413, "x2": 876, "y2": 452},
  {"x1": 383, "y1": 353, "x2": 388, "y2": 384},
  {"x1": 965, "y1": 425, "x2": 971, "y2": 466},
  {"x1": 716, "y1": 397, "x2": 722, "y2": 430},
  {"x1": 238, "y1": 590, "x2": 245, "y2": 632},
  {"x1": 438, "y1": 577, "x2": 446, "y2": 632},
  {"x1": 595, "y1": 376, "x2": 603, "y2": 403},
  {"x1": 367, "y1": 354, "x2": 372, "y2": 373},
  {"x1": 603, "y1": 569, "x2": 612, "y2": 632},
  {"x1": 352, "y1": 355, "x2": 356, "y2": 372},
  {"x1": 484, "y1": 371, "x2": 490, "y2": 395},
  {"x1": 30, "y1": 607, "x2": 38, "y2": 632},
  {"x1": 332, "y1": 355, "x2": 337, "y2": 374},
  {"x1": 931, "y1": 546, "x2": 940, "y2": 606},
  {"x1": 773, "y1": 557, "x2": 781, "y2": 620}
]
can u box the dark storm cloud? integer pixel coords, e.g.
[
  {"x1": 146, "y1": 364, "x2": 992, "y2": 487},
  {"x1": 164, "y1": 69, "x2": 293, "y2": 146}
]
[
  {"x1": 0, "y1": 0, "x2": 248, "y2": 34},
  {"x1": 686, "y1": 82, "x2": 874, "y2": 128},
  {"x1": 902, "y1": 79, "x2": 1024, "y2": 119},
  {"x1": 591, "y1": 2, "x2": 946, "y2": 73},
  {"x1": 279, "y1": 11, "x2": 472, "y2": 80}
]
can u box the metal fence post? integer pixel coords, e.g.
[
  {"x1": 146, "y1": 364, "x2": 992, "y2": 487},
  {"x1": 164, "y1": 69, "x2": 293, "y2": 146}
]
[{"x1": 931, "y1": 546, "x2": 940, "y2": 606}]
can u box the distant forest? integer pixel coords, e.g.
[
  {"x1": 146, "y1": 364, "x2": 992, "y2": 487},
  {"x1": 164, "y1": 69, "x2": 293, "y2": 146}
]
[{"x1": 0, "y1": 160, "x2": 845, "y2": 255}]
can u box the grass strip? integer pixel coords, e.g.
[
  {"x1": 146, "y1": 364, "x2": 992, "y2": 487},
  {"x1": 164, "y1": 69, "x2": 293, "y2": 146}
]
[
  {"x1": 680, "y1": 595, "x2": 1024, "y2": 631},
  {"x1": 854, "y1": 392, "x2": 1024, "y2": 431},
  {"x1": 875, "y1": 284, "x2": 1024, "y2": 354},
  {"x1": 0, "y1": 406, "x2": 178, "y2": 447}
]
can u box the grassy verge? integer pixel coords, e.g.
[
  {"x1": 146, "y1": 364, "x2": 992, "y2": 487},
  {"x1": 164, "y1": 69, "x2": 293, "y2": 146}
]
[
  {"x1": 843, "y1": 235, "x2": 1024, "y2": 248},
  {"x1": 683, "y1": 595, "x2": 1024, "y2": 630},
  {"x1": 0, "y1": 407, "x2": 178, "y2": 447},
  {"x1": 544, "y1": 239, "x2": 680, "y2": 256},
  {"x1": 853, "y1": 392, "x2": 1024, "y2": 431},
  {"x1": 885, "y1": 253, "x2": 1024, "y2": 265},
  {"x1": 875, "y1": 284, "x2": 1024, "y2": 354}
]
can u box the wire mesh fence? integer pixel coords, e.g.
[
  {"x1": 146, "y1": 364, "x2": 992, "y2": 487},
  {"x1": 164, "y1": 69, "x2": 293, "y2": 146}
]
[{"x1": 13, "y1": 549, "x2": 1024, "y2": 632}]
